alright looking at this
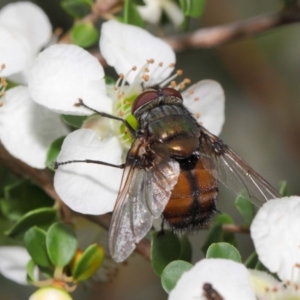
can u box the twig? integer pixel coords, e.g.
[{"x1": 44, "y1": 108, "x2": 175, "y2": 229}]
[{"x1": 165, "y1": 9, "x2": 300, "y2": 51}]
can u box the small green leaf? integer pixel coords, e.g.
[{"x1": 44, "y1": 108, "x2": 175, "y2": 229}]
[
  {"x1": 26, "y1": 259, "x2": 37, "y2": 283},
  {"x1": 201, "y1": 223, "x2": 222, "y2": 254},
  {"x1": 1, "y1": 180, "x2": 54, "y2": 221},
  {"x1": 6, "y1": 207, "x2": 57, "y2": 238},
  {"x1": 61, "y1": 115, "x2": 88, "y2": 128},
  {"x1": 123, "y1": 0, "x2": 144, "y2": 27},
  {"x1": 244, "y1": 251, "x2": 259, "y2": 269},
  {"x1": 206, "y1": 242, "x2": 241, "y2": 263},
  {"x1": 279, "y1": 181, "x2": 289, "y2": 196},
  {"x1": 72, "y1": 244, "x2": 105, "y2": 281},
  {"x1": 179, "y1": 0, "x2": 206, "y2": 17},
  {"x1": 178, "y1": 235, "x2": 192, "y2": 262},
  {"x1": 234, "y1": 195, "x2": 255, "y2": 226},
  {"x1": 24, "y1": 227, "x2": 52, "y2": 268},
  {"x1": 151, "y1": 231, "x2": 181, "y2": 276},
  {"x1": 161, "y1": 260, "x2": 193, "y2": 293},
  {"x1": 46, "y1": 223, "x2": 78, "y2": 268},
  {"x1": 60, "y1": 0, "x2": 92, "y2": 19},
  {"x1": 46, "y1": 137, "x2": 65, "y2": 171},
  {"x1": 71, "y1": 22, "x2": 99, "y2": 48}
]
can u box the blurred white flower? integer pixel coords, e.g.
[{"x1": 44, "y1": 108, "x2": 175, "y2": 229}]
[
  {"x1": 27, "y1": 20, "x2": 225, "y2": 216},
  {"x1": 0, "y1": 2, "x2": 69, "y2": 168},
  {"x1": 137, "y1": 0, "x2": 184, "y2": 27},
  {"x1": 250, "y1": 196, "x2": 300, "y2": 299},
  {"x1": 168, "y1": 258, "x2": 256, "y2": 300},
  {"x1": 0, "y1": 246, "x2": 32, "y2": 285}
]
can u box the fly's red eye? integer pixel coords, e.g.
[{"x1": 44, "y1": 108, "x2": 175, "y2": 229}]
[
  {"x1": 162, "y1": 88, "x2": 183, "y2": 100},
  {"x1": 131, "y1": 90, "x2": 158, "y2": 114}
]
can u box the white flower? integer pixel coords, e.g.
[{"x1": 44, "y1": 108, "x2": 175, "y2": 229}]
[
  {"x1": 169, "y1": 259, "x2": 256, "y2": 300},
  {"x1": 0, "y1": 1, "x2": 52, "y2": 83},
  {"x1": 27, "y1": 20, "x2": 225, "y2": 215},
  {"x1": 137, "y1": 0, "x2": 184, "y2": 27},
  {"x1": 0, "y1": 246, "x2": 32, "y2": 285},
  {"x1": 0, "y1": 2, "x2": 69, "y2": 168},
  {"x1": 250, "y1": 196, "x2": 300, "y2": 299}
]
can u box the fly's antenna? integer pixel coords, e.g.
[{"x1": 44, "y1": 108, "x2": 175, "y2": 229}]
[{"x1": 74, "y1": 99, "x2": 136, "y2": 136}]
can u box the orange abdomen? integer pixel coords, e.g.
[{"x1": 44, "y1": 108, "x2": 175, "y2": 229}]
[{"x1": 163, "y1": 158, "x2": 218, "y2": 231}]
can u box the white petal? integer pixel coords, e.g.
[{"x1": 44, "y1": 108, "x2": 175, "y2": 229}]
[
  {"x1": 28, "y1": 44, "x2": 112, "y2": 115},
  {"x1": 54, "y1": 129, "x2": 123, "y2": 215},
  {"x1": 0, "y1": 246, "x2": 31, "y2": 285},
  {"x1": 161, "y1": 0, "x2": 184, "y2": 27},
  {"x1": 100, "y1": 20, "x2": 175, "y2": 85},
  {"x1": 0, "y1": 26, "x2": 32, "y2": 77},
  {"x1": 248, "y1": 269, "x2": 282, "y2": 298},
  {"x1": 0, "y1": 2, "x2": 51, "y2": 53},
  {"x1": 137, "y1": 0, "x2": 162, "y2": 24},
  {"x1": 0, "y1": 86, "x2": 69, "y2": 168},
  {"x1": 182, "y1": 80, "x2": 225, "y2": 136},
  {"x1": 169, "y1": 259, "x2": 256, "y2": 300},
  {"x1": 250, "y1": 196, "x2": 300, "y2": 282}
]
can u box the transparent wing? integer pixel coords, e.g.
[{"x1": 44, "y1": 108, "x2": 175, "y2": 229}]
[
  {"x1": 108, "y1": 150, "x2": 180, "y2": 263},
  {"x1": 200, "y1": 126, "x2": 281, "y2": 207}
]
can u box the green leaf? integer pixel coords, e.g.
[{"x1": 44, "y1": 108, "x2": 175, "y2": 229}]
[
  {"x1": 151, "y1": 231, "x2": 181, "y2": 276},
  {"x1": 6, "y1": 207, "x2": 57, "y2": 238},
  {"x1": 0, "y1": 165, "x2": 18, "y2": 198},
  {"x1": 70, "y1": 22, "x2": 99, "y2": 48},
  {"x1": 234, "y1": 195, "x2": 255, "y2": 226},
  {"x1": 46, "y1": 137, "x2": 65, "y2": 171},
  {"x1": 24, "y1": 227, "x2": 52, "y2": 268},
  {"x1": 61, "y1": 115, "x2": 88, "y2": 128},
  {"x1": 161, "y1": 260, "x2": 193, "y2": 293},
  {"x1": 178, "y1": 235, "x2": 192, "y2": 262},
  {"x1": 206, "y1": 242, "x2": 241, "y2": 263},
  {"x1": 72, "y1": 244, "x2": 105, "y2": 281},
  {"x1": 26, "y1": 259, "x2": 37, "y2": 283},
  {"x1": 279, "y1": 181, "x2": 289, "y2": 196},
  {"x1": 60, "y1": 0, "x2": 92, "y2": 19},
  {"x1": 201, "y1": 223, "x2": 223, "y2": 254},
  {"x1": 1, "y1": 180, "x2": 54, "y2": 221},
  {"x1": 179, "y1": 0, "x2": 206, "y2": 17},
  {"x1": 244, "y1": 251, "x2": 259, "y2": 269},
  {"x1": 46, "y1": 223, "x2": 78, "y2": 268},
  {"x1": 123, "y1": 0, "x2": 144, "y2": 27}
]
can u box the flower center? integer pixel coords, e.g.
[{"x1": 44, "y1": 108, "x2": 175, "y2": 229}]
[{"x1": 110, "y1": 59, "x2": 191, "y2": 149}]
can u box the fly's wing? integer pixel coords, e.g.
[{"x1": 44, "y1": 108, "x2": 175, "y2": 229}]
[
  {"x1": 108, "y1": 147, "x2": 180, "y2": 263},
  {"x1": 199, "y1": 126, "x2": 281, "y2": 207}
]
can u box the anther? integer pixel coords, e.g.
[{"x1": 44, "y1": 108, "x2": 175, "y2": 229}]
[
  {"x1": 132, "y1": 66, "x2": 137, "y2": 71},
  {"x1": 169, "y1": 63, "x2": 175, "y2": 68},
  {"x1": 142, "y1": 74, "x2": 149, "y2": 81},
  {"x1": 195, "y1": 112, "x2": 201, "y2": 118},
  {"x1": 74, "y1": 98, "x2": 83, "y2": 107},
  {"x1": 147, "y1": 59, "x2": 154, "y2": 64},
  {"x1": 159, "y1": 62, "x2": 163, "y2": 67},
  {"x1": 194, "y1": 97, "x2": 199, "y2": 101},
  {"x1": 1, "y1": 64, "x2": 5, "y2": 70},
  {"x1": 176, "y1": 69, "x2": 183, "y2": 76}
]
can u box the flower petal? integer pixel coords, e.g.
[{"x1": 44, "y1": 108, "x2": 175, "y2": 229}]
[
  {"x1": 0, "y1": 86, "x2": 69, "y2": 168},
  {"x1": 0, "y1": 2, "x2": 51, "y2": 54},
  {"x1": 182, "y1": 80, "x2": 225, "y2": 136},
  {"x1": 137, "y1": 0, "x2": 162, "y2": 24},
  {"x1": 100, "y1": 20, "x2": 175, "y2": 85},
  {"x1": 250, "y1": 196, "x2": 300, "y2": 282},
  {"x1": 28, "y1": 44, "x2": 112, "y2": 115},
  {"x1": 0, "y1": 26, "x2": 32, "y2": 77},
  {"x1": 169, "y1": 258, "x2": 255, "y2": 300},
  {"x1": 0, "y1": 246, "x2": 31, "y2": 285},
  {"x1": 54, "y1": 129, "x2": 123, "y2": 215},
  {"x1": 161, "y1": 0, "x2": 184, "y2": 27}
]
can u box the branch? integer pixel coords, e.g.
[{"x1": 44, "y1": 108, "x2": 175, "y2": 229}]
[{"x1": 165, "y1": 9, "x2": 300, "y2": 51}]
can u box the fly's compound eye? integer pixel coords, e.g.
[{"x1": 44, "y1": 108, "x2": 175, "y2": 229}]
[
  {"x1": 131, "y1": 90, "x2": 158, "y2": 114},
  {"x1": 161, "y1": 87, "x2": 183, "y2": 100}
]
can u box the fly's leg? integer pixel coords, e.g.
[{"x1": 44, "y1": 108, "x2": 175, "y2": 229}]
[
  {"x1": 54, "y1": 160, "x2": 125, "y2": 170},
  {"x1": 75, "y1": 99, "x2": 136, "y2": 136}
]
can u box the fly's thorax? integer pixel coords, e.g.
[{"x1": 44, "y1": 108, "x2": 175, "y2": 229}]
[{"x1": 140, "y1": 104, "x2": 200, "y2": 158}]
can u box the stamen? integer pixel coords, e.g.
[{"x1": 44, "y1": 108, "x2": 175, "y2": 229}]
[
  {"x1": 0, "y1": 76, "x2": 7, "y2": 98},
  {"x1": 160, "y1": 68, "x2": 183, "y2": 88}
]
